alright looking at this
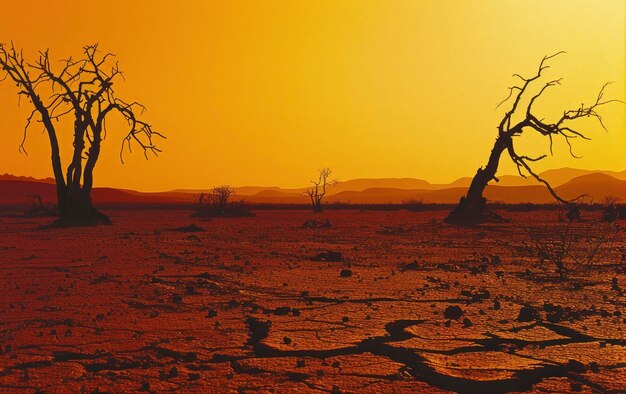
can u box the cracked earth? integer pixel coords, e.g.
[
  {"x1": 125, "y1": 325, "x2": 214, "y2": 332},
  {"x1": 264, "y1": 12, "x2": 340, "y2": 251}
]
[{"x1": 1, "y1": 209, "x2": 625, "y2": 393}]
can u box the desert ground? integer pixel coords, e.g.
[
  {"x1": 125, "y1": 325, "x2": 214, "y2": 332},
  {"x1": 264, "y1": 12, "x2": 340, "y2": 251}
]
[{"x1": 0, "y1": 208, "x2": 625, "y2": 393}]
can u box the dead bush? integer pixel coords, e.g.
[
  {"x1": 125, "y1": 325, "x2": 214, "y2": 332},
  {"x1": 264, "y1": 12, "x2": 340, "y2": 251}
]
[
  {"x1": 525, "y1": 221, "x2": 620, "y2": 280},
  {"x1": 192, "y1": 186, "x2": 252, "y2": 218}
]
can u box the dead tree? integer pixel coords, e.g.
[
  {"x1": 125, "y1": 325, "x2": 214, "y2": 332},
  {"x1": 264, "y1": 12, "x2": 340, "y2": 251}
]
[
  {"x1": 24, "y1": 194, "x2": 57, "y2": 217},
  {"x1": 192, "y1": 186, "x2": 251, "y2": 217},
  {"x1": 445, "y1": 52, "x2": 620, "y2": 224},
  {"x1": 0, "y1": 43, "x2": 163, "y2": 226},
  {"x1": 210, "y1": 186, "x2": 235, "y2": 208},
  {"x1": 305, "y1": 168, "x2": 337, "y2": 212}
]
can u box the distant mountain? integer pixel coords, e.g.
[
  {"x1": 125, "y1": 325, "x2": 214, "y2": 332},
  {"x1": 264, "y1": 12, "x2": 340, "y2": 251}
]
[
  {"x1": 1, "y1": 168, "x2": 625, "y2": 206},
  {"x1": 323, "y1": 185, "x2": 553, "y2": 204},
  {"x1": 554, "y1": 173, "x2": 626, "y2": 202},
  {"x1": 0, "y1": 174, "x2": 55, "y2": 184},
  {"x1": 329, "y1": 178, "x2": 431, "y2": 193},
  {"x1": 0, "y1": 180, "x2": 190, "y2": 206},
  {"x1": 164, "y1": 168, "x2": 619, "y2": 197},
  {"x1": 534, "y1": 168, "x2": 626, "y2": 187},
  {"x1": 0, "y1": 180, "x2": 57, "y2": 204}
]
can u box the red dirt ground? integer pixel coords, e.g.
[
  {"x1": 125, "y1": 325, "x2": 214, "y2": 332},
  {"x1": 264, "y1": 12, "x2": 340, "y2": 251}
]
[{"x1": 0, "y1": 209, "x2": 625, "y2": 393}]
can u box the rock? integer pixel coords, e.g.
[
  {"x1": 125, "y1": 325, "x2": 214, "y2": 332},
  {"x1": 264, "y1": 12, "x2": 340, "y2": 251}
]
[
  {"x1": 517, "y1": 305, "x2": 540, "y2": 322},
  {"x1": 443, "y1": 305, "x2": 464, "y2": 320},
  {"x1": 461, "y1": 289, "x2": 490, "y2": 302},
  {"x1": 302, "y1": 219, "x2": 332, "y2": 229},
  {"x1": 274, "y1": 306, "x2": 291, "y2": 316},
  {"x1": 171, "y1": 224, "x2": 205, "y2": 233},
  {"x1": 171, "y1": 294, "x2": 183, "y2": 304},
  {"x1": 567, "y1": 359, "x2": 587, "y2": 373},
  {"x1": 570, "y1": 382, "x2": 583, "y2": 392},
  {"x1": 400, "y1": 261, "x2": 419, "y2": 271},
  {"x1": 340, "y1": 269, "x2": 353, "y2": 278},
  {"x1": 313, "y1": 251, "x2": 344, "y2": 262}
]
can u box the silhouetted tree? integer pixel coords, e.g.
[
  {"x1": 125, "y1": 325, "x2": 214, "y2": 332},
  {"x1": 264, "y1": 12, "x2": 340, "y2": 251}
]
[
  {"x1": 0, "y1": 43, "x2": 163, "y2": 226},
  {"x1": 305, "y1": 168, "x2": 337, "y2": 212},
  {"x1": 601, "y1": 196, "x2": 620, "y2": 223},
  {"x1": 192, "y1": 186, "x2": 251, "y2": 217},
  {"x1": 446, "y1": 52, "x2": 619, "y2": 224},
  {"x1": 24, "y1": 194, "x2": 57, "y2": 217},
  {"x1": 210, "y1": 186, "x2": 235, "y2": 208}
]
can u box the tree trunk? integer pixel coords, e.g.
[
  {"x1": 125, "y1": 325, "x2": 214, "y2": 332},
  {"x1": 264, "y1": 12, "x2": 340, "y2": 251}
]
[
  {"x1": 32, "y1": 98, "x2": 68, "y2": 218},
  {"x1": 48, "y1": 185, "x2": 111, "y2": 227},
  {"x1": 445, "y1": 134, "x2": 510, "y2": 224}
]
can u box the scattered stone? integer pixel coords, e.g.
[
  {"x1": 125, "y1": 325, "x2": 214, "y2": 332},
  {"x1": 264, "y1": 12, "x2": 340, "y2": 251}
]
[
  {"x1": 340, "y1": 269, "x2": 353, "y2": 278},
  {"x1": 170, "y1": 224, "x2": 205, "y2": 233},
  {"x1": 171, "y1": 294, "x2": 183, "y2": 304},
  {"x1": 567, "y1": 359, "x2": 587, "y2": 373},
  {"x1": 400, "y1": 261, "x2": 419, "y2": 271},
  {"x1": 461, "y1": 289, "x2": 490, "y2": 302},
  {"x1": 274, "y1": 306, "x2": 292, "y2": 316},
  {"x1": 517, "y1": 305, "x2": 540, "y2": 322},
  {"x1": 570, "y1": 382, "x2": 583, "y2": 392},
  {"x1": 90, "y1": 275, "x2": 111, "y2": 285},
  {"x1": 379, "y1": 225, "x2": 413, "y2": 235},
  {"x1": 313, "y1": 251, "x2": 344, "y2": 262},
  {"x1": 443, "y1": 305, "x2": 464, "y2": 320},
  {"x1": 303, "y1": 219, "x2": 331, "y2": 229}
]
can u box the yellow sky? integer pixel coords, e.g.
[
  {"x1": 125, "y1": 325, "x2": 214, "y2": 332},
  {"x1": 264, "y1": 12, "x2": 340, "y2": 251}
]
[{"x1": 0, "y1": 0, "x2": 624, "y2": 191}]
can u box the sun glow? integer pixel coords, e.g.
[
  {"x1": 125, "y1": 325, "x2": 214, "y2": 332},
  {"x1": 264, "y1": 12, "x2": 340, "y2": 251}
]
[{"x1": 0, "y1": 0, "x2": 623, "y2": 191}]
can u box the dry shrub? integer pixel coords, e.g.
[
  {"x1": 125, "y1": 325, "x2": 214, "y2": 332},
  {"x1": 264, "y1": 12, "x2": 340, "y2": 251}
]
[
  {"x1": 525, "y1": 220, "x2": 620, "y2": 280},
  {"x1": 192, "y1": 186, "x2": 252, "y2": 218}
]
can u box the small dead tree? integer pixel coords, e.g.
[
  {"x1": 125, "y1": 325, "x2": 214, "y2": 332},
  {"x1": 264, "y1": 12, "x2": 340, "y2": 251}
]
[
  {"x1": 526, "y1": 221, "x2": 620, "y2": 280},
  {"x1": 446, "y1": 52, "x2": 620, "y2": 224},
  {"x1": 24, "y1": 194, "x2": 57, "y2": 217},
  {"x1": 210, "y1": 186, "x2": 234, "y2": 209},
  {"x1": 192, "y1": 186, "x2": 251, "y2": 217},
  {"x1": 0, "y1": 43, "x2": 163, "y2": 226},
  {"x1": 305, "y1": 168, "x2": 337, "y2": 212},
  {"x1": 601, "y1": 196, "x2": 620, "y2": 223}
]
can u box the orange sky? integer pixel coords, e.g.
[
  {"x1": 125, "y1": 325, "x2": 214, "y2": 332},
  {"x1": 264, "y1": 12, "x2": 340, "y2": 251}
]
[{"x1": 0, "y1": 0, "x2": 624, "y2": 191}]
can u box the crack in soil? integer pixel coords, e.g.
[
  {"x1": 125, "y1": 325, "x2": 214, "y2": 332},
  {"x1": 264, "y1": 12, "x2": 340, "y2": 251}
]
[{"x1": 217, "y1": 316, "x2": 615, "y2": 393}]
